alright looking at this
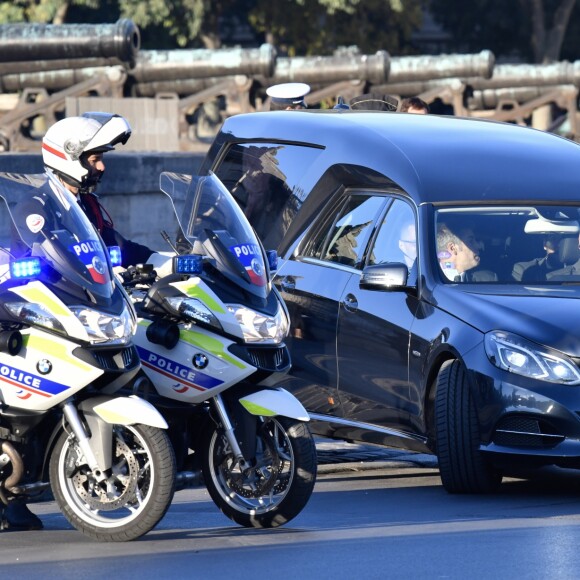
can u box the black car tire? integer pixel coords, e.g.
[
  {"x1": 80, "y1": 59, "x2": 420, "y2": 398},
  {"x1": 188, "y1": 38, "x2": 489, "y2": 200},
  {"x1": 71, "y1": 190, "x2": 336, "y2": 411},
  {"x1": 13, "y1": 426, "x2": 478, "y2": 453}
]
[{"x1": 435, "y1": 359, "x2": 502, "y2": 494}]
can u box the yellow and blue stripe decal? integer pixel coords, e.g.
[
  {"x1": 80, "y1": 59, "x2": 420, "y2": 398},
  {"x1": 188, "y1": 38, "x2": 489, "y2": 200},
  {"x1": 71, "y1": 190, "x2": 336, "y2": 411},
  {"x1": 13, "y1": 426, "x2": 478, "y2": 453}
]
[
  {"x1": 136, "y1": 345, "x2": 223, "y2": 392},
  {"x1": 0, "y1": 361, "x2": 69, "y2": 398}
]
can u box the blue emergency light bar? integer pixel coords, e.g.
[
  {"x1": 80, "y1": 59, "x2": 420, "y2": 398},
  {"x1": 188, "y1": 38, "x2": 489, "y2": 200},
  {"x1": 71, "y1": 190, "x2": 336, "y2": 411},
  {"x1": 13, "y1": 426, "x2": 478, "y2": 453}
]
[
  {"x1": 10, "y1": 257, "x2": 42, "y2": 279},
  {"x1": 108, "y1": 246, "x2": 122, "y2": 267},
  {"x1": 174, "y1": 255, "x2": 203, "y2": 275},
  {"x1": 266, "y1": 250, "x2": 278, "y2": 272}
]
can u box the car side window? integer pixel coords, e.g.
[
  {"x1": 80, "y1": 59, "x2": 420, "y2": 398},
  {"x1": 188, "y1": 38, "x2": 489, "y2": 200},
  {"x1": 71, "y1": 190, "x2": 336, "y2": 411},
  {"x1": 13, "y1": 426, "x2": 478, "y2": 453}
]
[
  {"x1": 308, "y1": 194, "x2": 386, "y2": 268},
  {"x1": 368, "y1": 199, "x2": 417, "y2": 279},
  {"x1": 213, "y1": 142, "x2": 323, "y2": 250}
]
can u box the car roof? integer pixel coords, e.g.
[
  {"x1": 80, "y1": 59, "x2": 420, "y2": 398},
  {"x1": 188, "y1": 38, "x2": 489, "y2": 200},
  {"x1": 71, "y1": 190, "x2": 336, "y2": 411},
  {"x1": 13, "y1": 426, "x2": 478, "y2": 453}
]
[{"x1": 215, "y1": 110, "x2": 580, "y2": 205}]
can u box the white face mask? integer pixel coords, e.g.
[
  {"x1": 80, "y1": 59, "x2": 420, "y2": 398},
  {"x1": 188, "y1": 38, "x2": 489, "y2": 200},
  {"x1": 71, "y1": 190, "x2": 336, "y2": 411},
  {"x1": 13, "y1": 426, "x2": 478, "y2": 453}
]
[{"x1": 440, "y1": 259, "x2": 459, "y2": 281}]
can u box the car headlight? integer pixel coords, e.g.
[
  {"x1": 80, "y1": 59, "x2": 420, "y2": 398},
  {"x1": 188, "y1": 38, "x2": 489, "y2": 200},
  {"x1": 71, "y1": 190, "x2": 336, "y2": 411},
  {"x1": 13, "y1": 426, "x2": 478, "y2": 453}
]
[
  {"x1": 70, "y1": 305, "x2": 135, "y2": 345},
  {"x1": 5, "y1": 302, "x2": 66, "y2": 335},
  {"x1": 485, "y1": 330, "x2": 580, "y2": 385},
  {"x1": 165, "y1": 297, "x2": 222, "y2": 331},
  {"x1": 227, "y1": 304, "x2": 289, "y2": 344}
]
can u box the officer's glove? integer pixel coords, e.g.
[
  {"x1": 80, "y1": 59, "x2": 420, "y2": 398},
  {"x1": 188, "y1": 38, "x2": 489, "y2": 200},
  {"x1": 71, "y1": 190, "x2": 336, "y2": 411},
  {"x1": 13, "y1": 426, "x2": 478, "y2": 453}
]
[{"x1": 146, "y1": 251, "x2": 175, "y2": 278}]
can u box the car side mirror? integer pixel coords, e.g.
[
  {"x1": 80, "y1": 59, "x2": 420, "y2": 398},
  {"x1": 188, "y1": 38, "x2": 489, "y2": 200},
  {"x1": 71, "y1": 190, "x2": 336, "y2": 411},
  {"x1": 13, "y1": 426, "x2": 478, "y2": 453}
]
[{"x1": 360, "y1": 263, "x2": 408, "y2": 290}]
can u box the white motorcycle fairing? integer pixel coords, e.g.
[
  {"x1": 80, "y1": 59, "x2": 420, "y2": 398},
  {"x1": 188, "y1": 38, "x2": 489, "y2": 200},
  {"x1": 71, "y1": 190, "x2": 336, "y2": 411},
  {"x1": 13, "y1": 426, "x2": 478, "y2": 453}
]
[{"x1": 239, "y1": 388, "x2": 310, "y2": 422}]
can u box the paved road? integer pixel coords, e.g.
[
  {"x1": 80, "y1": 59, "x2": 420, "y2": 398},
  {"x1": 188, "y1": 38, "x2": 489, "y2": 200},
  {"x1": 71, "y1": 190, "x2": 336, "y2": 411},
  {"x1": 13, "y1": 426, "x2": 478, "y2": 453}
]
[{"x1": 4, "y1": 442, "x2": 580, "y2": 579}]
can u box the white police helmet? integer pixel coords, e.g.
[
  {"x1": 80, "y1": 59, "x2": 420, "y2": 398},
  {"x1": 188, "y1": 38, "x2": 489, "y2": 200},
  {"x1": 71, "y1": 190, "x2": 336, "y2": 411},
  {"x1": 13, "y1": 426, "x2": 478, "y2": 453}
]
[{"x1": 42, "y1": 113, "x2": 131, "y2": 190}]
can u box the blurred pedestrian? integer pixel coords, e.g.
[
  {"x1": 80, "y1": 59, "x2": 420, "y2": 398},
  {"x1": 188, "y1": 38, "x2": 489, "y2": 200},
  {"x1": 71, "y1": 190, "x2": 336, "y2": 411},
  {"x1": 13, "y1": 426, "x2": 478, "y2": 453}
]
[{"x1": 400, "y1": 97, "x2": 430, "y2": 114}]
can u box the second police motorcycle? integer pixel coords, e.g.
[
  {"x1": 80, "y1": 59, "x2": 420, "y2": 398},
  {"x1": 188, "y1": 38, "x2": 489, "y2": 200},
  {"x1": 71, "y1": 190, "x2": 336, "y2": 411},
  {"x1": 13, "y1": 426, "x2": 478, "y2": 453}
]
[
  {"x1": 120, "y1": 171, "x2": 317, "y2": 528},
  {"x1": 0, "y1": 171, "x2": 176, "y2": 540}
]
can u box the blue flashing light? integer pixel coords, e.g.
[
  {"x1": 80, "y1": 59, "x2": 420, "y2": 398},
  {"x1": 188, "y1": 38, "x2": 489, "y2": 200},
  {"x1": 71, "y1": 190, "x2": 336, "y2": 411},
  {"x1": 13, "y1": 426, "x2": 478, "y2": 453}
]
[
  {"x1": 175, "y1": 255, "x2": 203, "y2": 275},
  {"x1": 10, "y1": 257, "x2": 42, "y2": 279},
  {"x1": 266, "y1": 250, "x2": 278, "y2": 272},
  {"x1": 108, "y1": 246, "x2": 122, "y2": 267}
]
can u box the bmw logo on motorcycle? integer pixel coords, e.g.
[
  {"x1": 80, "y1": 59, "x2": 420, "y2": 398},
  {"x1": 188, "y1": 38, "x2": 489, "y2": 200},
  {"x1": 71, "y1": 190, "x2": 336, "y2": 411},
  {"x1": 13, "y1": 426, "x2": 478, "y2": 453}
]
[
  {"x1": 37, "y1": 359, "x2": 53, "y2": 375},
  {"x1": 193, "y1": 353, "x2": 209, "y2": 369}
]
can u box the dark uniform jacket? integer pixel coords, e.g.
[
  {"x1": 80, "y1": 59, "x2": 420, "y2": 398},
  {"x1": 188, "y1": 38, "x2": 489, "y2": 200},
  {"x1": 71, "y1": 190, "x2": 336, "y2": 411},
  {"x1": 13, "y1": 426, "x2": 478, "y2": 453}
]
[{"x1": 77, "y1": 192, "x2": 153, "y2": 268}]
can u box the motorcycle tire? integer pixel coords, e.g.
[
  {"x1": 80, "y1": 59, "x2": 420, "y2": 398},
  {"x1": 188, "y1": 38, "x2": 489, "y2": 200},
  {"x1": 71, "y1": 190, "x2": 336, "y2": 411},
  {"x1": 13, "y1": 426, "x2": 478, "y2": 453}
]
[
  {"x1": 50, "y1": 423, "x2": 176, "y2": 542},
  {"x1": 201, "y1": 416, "x2": 317, "y2": 528}
]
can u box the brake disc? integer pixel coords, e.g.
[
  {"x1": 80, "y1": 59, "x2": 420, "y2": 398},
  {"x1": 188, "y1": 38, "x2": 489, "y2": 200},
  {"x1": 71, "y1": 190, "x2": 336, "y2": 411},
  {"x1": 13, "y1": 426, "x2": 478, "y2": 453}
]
[
  {"x1": 71, "y1": 436, "x2": 140, "y2": 511},
  {"x1": 219, "y1": 428, "x2": 283, "y2": 498}
]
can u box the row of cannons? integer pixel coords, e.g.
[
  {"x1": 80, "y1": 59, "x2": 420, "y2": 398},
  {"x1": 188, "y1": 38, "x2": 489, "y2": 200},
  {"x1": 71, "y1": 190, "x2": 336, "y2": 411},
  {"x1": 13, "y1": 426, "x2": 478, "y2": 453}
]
[{"x1": 0, "y1": 19, "x2": 579, "y2": 152}]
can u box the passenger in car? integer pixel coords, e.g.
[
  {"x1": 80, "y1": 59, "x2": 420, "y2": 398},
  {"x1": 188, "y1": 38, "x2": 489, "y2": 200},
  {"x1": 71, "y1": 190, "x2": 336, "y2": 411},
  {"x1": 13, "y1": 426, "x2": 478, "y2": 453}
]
[
  {"x1": 437, "y1": 221, "x2": 496, "y2": 282},
  {"x1": 512, "y1": 234, "x2": 563, "y2": 282},
  {"x1": 546, "y1": 234, "x2": 580, "y2": 279}
]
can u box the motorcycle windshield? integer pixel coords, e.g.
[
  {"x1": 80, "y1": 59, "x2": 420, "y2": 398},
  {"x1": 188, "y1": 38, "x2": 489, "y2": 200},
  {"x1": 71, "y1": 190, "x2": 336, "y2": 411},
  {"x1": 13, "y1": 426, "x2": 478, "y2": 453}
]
[
  {"x1": 160, "y1": 171, "x2": 270, "y2": 300},
  {"x1": 0, "y1": 173, "x2": 114, "y2": 300}
]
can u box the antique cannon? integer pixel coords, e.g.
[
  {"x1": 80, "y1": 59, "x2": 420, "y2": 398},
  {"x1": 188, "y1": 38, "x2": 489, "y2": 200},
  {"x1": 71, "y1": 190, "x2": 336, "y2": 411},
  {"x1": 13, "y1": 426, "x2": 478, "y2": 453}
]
[
  {"x1": 467, "y1": 84, "x2": 578, "y2": 109},
  {"x1": 385, "y1": 50, "x2": 494, "y2": 84},
  {"x1": 270, "y1": 51, "x2": 390, "y2": 85},
  {"x1": 0, "y1": 19, "x2": 140, "y2": 65},
  {"x1": 465, "y1": 61, "x2": 580, "y2": 90},
  {"x1": 129, "y1": 44, "x2": 276, "y2": 83},
  {"x1": 0, "y1": 67, "x2": 117, "y2": 93}
]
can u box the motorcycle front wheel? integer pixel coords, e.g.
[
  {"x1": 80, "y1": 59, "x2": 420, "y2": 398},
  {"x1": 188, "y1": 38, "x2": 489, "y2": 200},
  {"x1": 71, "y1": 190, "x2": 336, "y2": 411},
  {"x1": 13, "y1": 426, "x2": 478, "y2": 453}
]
[
  {"x1": 201, "y1": 416, "x2": 317, "y2": 528},
  {"x1": 50, "y1": 424, "x2": 176, "y2": 542}
]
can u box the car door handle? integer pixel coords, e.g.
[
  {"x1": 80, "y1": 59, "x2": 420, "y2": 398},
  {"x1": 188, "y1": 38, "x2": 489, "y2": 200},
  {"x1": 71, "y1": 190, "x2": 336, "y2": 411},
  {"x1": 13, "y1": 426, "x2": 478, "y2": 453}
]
[
  {"x1": 342, "y1": 293, "x2": 358, "y2": 312},
  {"x1": 279, "y1": 276, "x2": 296, "y2": 292}
]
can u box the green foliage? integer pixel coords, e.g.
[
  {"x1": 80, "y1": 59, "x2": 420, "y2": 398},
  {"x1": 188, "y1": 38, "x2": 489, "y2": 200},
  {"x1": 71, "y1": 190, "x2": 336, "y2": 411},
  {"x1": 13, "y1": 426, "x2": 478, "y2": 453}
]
[
  {"x1": 0, "y1": 0, "x2": 425, "y2": 54},
  {"x1": 428, "y1": 0, "x2": 580, "y2": 62},
  {"x1": 249, "y1": 0, "x2": 424, "y2": 55},
  {"x1": 118, "y1": 0, "x2": 205, "y2": 47}
]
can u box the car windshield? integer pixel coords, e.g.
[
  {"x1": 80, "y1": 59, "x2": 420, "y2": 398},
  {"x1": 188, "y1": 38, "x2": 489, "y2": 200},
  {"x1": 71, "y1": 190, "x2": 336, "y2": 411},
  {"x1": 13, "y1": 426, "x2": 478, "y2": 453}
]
[{"x1": 434, "y1": 205, "x2": 580, "y2": 284}]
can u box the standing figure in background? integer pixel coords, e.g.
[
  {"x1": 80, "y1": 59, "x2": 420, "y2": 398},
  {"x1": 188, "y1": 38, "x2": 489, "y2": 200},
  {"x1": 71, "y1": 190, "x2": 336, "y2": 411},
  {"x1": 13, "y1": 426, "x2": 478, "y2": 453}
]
[
  {"x1": 266, "y1": 83, "x2": 311, "y2": 111},
  {"x1": 400, "y1": 97, "x2": 430, "y2": 114}
]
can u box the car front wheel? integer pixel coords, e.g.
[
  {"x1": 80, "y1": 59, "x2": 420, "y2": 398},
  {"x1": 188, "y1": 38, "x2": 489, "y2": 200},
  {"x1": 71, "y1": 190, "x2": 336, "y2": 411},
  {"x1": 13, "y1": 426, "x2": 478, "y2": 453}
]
[{"x1": 435, "y1": 359, "x2": 502, "y2": 493}]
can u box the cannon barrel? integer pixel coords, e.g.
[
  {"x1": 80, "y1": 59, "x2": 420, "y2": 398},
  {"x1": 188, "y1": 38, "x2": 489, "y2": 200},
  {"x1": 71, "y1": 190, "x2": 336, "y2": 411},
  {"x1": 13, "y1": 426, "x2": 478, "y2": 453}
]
[
  {"x1": 387, "y1": 50, "x2": 494, "y2": 83},
  {"x1": 374, "y1": 77, "x2": 466, "y2": 97},
  {"x1": 130, "y1": 77, "x2": 227, "y2": 98},
  {"x1": 0, "y1": 66, "x2": 126, "y2": 93},
  {"x1": 468, "y1": 84, "x2": 578, "y2": 109},
  {"x1": 0, "y1": 19, "x2": 140, "y2": 63},
  {"x1": 271, "y1": 51, "x2": 390, "y2": 85},
  {"x1": 466, "y1": 61, "x2": 580, "y2": 89},
  {"x1": 0, "y1": 56, "x2": 134, "y2": 75},
  {"x1": 129, "y1": 44, "x2": 276, "y2": 83}
]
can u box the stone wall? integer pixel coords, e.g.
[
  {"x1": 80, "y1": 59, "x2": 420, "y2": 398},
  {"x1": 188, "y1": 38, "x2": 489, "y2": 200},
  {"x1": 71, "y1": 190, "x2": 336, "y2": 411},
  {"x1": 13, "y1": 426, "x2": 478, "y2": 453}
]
[{"x1": 0, "y1": 151, "x2": 206, "y2": 251}]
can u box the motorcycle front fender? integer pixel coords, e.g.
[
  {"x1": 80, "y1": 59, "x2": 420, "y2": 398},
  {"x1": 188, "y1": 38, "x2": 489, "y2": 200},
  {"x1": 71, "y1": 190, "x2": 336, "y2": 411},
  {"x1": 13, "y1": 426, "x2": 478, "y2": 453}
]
[
  {"x1": 90, "y1": 395, "x2": 168, "y2": 429},
  {"x1": 239, "y1": 388, "x2": 309, "y2": 421},
  {"x1": 78, "y1": 395, "x2": 168, "y2": 472}
]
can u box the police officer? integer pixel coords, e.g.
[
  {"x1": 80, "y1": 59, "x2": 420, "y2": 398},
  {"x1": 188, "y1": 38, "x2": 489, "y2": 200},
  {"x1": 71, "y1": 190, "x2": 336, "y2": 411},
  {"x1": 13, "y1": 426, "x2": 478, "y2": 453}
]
[
  {"x1": 38, "y1": 112, "x2": 158, "y2": 268},
  {"x1": 266, "y1": 83, "x2": 311, "y2": 111}
]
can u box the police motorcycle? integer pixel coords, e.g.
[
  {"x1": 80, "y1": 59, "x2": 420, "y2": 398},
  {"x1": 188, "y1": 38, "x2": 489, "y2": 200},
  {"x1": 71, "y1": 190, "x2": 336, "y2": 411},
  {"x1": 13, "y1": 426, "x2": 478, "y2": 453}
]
[
  {"x1": 120, "y1": 171, "x2": 317, "y2": 528},
  {"x1": 0, "y1": 172, "x2": 175, "y2": 541}
]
